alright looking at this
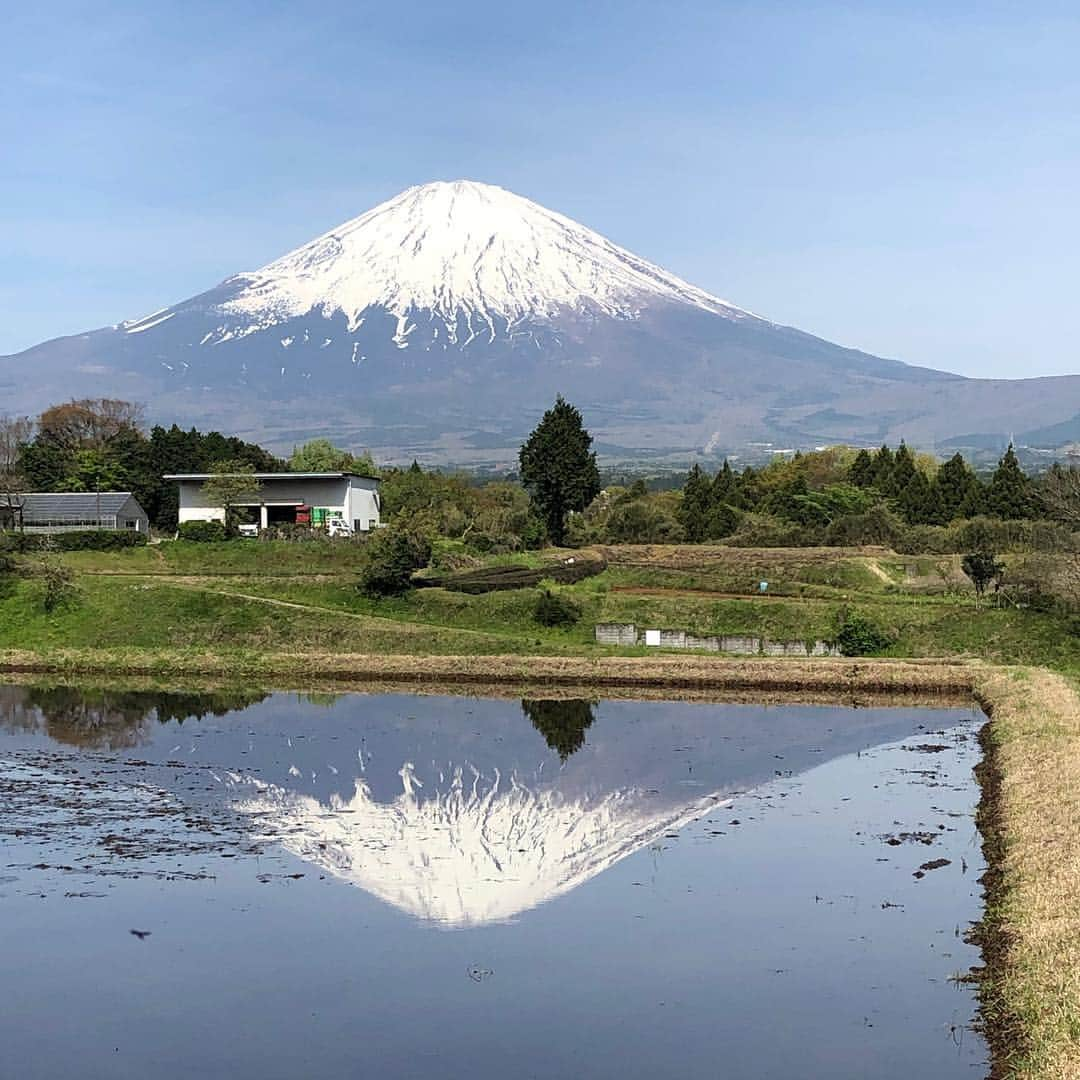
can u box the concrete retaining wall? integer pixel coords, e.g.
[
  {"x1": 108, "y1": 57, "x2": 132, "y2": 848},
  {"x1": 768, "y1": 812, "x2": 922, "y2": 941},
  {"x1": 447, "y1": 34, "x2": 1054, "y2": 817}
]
[{"x1": 594, "y1": 624, "x2": 840, "y2": 657}]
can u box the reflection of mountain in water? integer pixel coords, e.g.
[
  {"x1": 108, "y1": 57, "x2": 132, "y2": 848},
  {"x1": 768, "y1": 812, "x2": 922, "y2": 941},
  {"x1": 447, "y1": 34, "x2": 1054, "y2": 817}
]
[
  {"x1": 234, "y1": 752, "x2": 719, "y2": 927},
  {"x1": 0, "y1": 688, "x2": 959, "y2": 927},
  {"x1": 221, "y1": 695, "x2": 940, "y2": 928}
]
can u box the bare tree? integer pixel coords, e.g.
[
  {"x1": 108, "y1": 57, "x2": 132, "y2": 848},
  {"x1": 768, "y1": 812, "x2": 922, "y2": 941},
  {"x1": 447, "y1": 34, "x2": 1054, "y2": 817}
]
[
  {"x1": 1039, "y1": 465, "x2": 1080, "y2": 528},
  {"x1": 38, "y1": 399, "x2": 143, "y2": 450},
  {"x1": 0, "y1": 414, "x2": 35, "y2": 530}
]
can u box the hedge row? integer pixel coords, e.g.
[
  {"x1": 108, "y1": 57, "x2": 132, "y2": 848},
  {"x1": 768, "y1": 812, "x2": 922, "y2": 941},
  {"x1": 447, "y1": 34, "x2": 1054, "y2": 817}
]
[{"x1": 0, "y1": 530, "x2": 148, "y2": 552}]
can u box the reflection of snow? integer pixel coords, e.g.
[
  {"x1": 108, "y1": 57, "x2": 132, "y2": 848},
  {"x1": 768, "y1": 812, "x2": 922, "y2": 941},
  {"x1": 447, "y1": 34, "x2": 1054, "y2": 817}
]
[{"x1": 233, "y1": 761, "x2": 729, "y2": 928}]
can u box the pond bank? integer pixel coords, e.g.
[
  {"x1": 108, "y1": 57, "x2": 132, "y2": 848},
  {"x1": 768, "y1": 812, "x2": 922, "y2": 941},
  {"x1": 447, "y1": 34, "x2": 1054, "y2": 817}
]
[
  {"x1": 971, "y1": 667, "x2": 1080, "y2": 1079},
  {"x1": 0, "y1": 647, "x2": 977, "y2": 692}
]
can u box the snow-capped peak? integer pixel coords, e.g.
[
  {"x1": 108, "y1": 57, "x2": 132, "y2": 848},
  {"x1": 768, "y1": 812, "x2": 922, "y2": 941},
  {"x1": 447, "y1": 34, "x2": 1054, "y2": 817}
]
[{"x1": 218, "y1": 180, "x2": 752, "y2": 335}]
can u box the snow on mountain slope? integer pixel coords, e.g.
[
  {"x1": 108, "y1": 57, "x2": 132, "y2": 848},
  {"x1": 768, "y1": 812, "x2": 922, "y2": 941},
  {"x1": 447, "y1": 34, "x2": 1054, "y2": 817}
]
[{"x1": 197, "y1": 180, "x2": 755, "y2": 343}]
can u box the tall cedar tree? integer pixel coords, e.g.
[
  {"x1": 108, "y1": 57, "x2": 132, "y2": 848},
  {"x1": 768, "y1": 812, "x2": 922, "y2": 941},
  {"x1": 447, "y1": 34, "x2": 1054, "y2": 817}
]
[
  {"x1": 986, "y1": 444, "x2": 1033, "y2": 520},
  {"x1": 936, "y1": 452, "x2": 980, "y2": 520},
  {"x1": 850, "y1": 449, "x2": 875, "y2": 488},
  {"x1": 885, "y1": 442, "x2": 917, "y2": 497},
  {"x1": 711, "y1": 459, "x2": 737, "y2": 505},
  {"x1": 519, "y1": 396, "x2": 600, "y2": 545},
  {"x1": 870, "y1": 445, "x2": 895, "y2": 488},
  {"x1": 678, "y1": 464, "x2": 712, "y2": 542}
]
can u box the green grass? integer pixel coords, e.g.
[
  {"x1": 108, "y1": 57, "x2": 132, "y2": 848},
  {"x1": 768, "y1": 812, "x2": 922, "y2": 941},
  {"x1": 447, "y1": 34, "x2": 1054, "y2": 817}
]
[
  {"x1": 60, "y1": 539, "x2": 368, "y2": 576},
  {"x1": 3, "y1": 540, "x2": 1075, "y2": 673},
  {"x1": 194, "y1": 571, "x2": 1080, "y2": 672},
  {"x1": 0, "y1": 576, "x2": 574, "y2": 656}
]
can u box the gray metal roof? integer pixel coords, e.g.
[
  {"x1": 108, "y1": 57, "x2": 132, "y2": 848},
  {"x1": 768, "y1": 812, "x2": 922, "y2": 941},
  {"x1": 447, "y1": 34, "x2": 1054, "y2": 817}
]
[{"x1": 20, "y1": 492, "x2": 145, "y2": 518}]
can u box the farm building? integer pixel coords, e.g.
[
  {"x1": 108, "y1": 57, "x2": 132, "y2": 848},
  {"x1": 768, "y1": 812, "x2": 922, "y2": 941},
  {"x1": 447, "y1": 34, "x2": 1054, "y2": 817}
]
[
  {"x1": 5, "y1": 492, "x2": 150, "y2": 534},
  {"x1": 165, "y1": 472, "x2": 381, "y2": 533}
]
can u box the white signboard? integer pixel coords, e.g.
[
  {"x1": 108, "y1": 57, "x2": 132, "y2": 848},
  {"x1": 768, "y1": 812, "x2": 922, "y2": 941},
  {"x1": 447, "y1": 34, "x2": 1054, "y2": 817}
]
[{"x1": 645, "y1": 629, "x2": 661, "y2": 647}]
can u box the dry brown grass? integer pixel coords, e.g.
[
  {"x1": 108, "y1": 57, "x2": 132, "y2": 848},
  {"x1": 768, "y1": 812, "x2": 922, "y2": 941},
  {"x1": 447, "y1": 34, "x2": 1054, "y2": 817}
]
[
  {"x1": 0, "y1": 648, "x2": 977, "y2": 693},
  {"x1": 599, "y1": 542, "x2": 890, "y2": 571},
  {"x1": 973, "y1": 667, "x2": 1080, "y2": 1079}
]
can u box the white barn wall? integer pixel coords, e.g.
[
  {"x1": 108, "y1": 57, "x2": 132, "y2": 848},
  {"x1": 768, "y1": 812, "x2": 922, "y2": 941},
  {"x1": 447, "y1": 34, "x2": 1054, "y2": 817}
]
[{"x1": 173, "y1": 475, "x2": 381, "y2": 531}]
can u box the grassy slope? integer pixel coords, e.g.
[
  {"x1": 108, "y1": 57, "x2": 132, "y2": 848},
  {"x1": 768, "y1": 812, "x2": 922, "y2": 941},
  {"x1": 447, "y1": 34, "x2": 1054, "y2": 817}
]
[{"x1": 4, "y1": 540, "x2": 1076, "y2": 671}]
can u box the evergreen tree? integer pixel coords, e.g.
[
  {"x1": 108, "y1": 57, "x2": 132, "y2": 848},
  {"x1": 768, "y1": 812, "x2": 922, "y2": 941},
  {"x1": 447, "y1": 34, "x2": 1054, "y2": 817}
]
[
  {"x1": 678, "y1": 464, "x2": 713, "y2": 542},
  {"x1": 850, "y1": 449, "x2": 875, "y2": 488},
  {"x1": 936, "y1": 452, "x2": 980, "y2": 521},
  {"x1": 885, "y1": 441, "x2": 917, "y2": 497},
  {"x1": 870, "y1": 445, "x2": 895, "y2": 488},
  {"x1": 518, "y1": 396, "x2": 601, "y2": 546},
  {"x1": 986, "y1": 445, "x2": 1034, "y2": 520},
  {"x1": 737, "y1": 466, "x2": 763, "y2": 509},
  {"x1": 711, "y1": 459, "x2": 737, "y2": 505},
  {"x1": 898, "y1": 471, "x2": 947, "y2": 525},
  {"x1": 958, "y1": 475, "x2": 986, "y2": 519}
]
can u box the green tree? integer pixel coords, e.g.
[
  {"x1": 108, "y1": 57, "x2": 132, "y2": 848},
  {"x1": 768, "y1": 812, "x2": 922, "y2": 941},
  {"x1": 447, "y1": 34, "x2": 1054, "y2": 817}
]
[
  {"x1": 897, "y1": 470, "x2": 947, "y2": 525},
  {"x1": 870, "y1": 445, "x2": 895, "y2": 488},
  {"x1": 289, "y1": 438, "x2": 379, "y2": 476},
  {"x1": 711, "y1": 459, "x2": 737, "y2": 505},
  {"x1": 518, "y1": 396, "x2": 600, "y2": 546},
  {"x1": 60, "y1": 448, "x2": 128, "y2": 493},
  {"x1": 936, "y1": 452, "x2": 980, "y2": 521},
  {"x1": 849, "y1": 449, "x2": 875, "y2": 488},
  {"x1": 201, "y1": 461, "x2": 262, "y2": 531},
  {"x1": 604, "y1": 499, "x2": 682, "y2": 543},
  {"x1": 678, "y1": 464, "x2": 713, "y2": 542},
  {"x1": 357, "y1": 520, "x2": 432, "y2": 597},
  {"x1": 962, "y1": 551, "x2": 1005, "y2": 607},
  {"x1": 986, "y1": 444, "x2": 1034, "y2": 520},
  {"x1": 885, "y1": 441, "x2": 917, "y2": 497}
]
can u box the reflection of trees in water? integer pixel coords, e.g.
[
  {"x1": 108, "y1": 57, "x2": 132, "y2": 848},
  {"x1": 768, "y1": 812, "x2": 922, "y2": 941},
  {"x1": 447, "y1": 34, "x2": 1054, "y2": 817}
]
[
  {"x1": 0, "y1": 685, "x2": 268, "y2": 749},
  {"x1": 521, "y1": 699, "x2": 597, "y2": 761}
]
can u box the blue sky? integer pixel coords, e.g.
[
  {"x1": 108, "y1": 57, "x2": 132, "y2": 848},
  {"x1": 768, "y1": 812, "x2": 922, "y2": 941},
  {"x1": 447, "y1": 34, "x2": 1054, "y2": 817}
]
[{"x1": 4, "y1": 0, "x2": 1079, "y2": 378}]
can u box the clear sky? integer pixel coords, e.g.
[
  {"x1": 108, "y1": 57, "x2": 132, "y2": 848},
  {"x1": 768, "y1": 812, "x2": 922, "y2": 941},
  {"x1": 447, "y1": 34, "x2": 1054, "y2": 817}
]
[{"x1": 4, "y1": 0, "x2": 1079, "y2": 378}]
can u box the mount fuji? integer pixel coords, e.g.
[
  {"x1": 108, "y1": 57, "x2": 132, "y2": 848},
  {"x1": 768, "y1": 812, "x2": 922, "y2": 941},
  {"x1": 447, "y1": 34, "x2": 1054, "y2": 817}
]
[{"x1": 3, "y1": 179, "x2": 1078, "y2": 461}]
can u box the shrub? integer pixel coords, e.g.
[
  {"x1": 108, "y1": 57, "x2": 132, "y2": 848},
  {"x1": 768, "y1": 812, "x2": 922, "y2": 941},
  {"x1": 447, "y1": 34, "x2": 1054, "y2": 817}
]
[
  {"x1": 34, "y1": 542, "x2": 78, "y2": 613},
  {"x1": 832, "y1": 612, "x2": 895, "y2": 656},
  {"x1": 533, "y1": 587, "x2": 582, "y2": 627},
  {"x1": 962, "y1": 551, "x2": 1006, "y2": 605},
  {"x1": 825, "y1": 505, "x2": 904, "y2": 548},
  {"x1": 1, "y1": 529, "x2": 148, "y2": 552},
  {"x1": 358, "y1": 523, "x2": 432, "y2": 597},
  {"x1": 727, "y1": 513, "x2": 819, "y2": 548},
  {"x1": 177, "y1": 520, "x2": 229, "y2": 543}
]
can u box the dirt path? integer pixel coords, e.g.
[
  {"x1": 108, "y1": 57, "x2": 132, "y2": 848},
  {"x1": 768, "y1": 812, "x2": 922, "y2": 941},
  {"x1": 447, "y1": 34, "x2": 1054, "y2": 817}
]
[{"x1": 161, "y1": 579, "x2": 502, "y2": 640}]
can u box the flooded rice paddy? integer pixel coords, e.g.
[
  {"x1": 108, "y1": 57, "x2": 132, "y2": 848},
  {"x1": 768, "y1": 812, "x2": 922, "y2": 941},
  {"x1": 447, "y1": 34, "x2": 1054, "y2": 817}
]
[{"x1": 0, "y1": 685, "x2": 987, "y2": 1078}]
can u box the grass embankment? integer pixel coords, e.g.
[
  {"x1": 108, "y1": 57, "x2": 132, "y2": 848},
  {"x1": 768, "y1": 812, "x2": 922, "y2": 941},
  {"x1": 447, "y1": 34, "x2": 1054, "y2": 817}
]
[{"x1": 973, "y1": 668, "x2": 1080, "y2": 1079}]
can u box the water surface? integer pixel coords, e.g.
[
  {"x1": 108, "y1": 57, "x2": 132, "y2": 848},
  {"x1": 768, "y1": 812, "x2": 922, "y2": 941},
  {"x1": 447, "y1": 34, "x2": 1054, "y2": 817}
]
[{"x1": 0, "y1": 686, "x2": 987, "y2": 1078}]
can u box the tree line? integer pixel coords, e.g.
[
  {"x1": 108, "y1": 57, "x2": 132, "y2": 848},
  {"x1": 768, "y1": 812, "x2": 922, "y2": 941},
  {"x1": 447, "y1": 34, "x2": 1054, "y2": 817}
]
[
  {"x1": 2, "y1": 395, "x2": 1077, "y2": 557},
  {"x1": 0, "y1": 400, "x2": 382, "y2": 530}
]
